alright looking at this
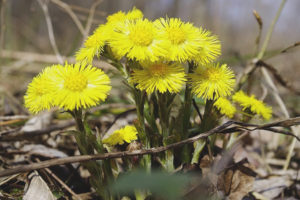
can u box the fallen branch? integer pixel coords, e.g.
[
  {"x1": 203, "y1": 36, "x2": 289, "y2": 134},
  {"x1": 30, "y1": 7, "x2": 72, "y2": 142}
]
[{"x1": 1, "y1": 118, "x2": 300, "y2": 177}]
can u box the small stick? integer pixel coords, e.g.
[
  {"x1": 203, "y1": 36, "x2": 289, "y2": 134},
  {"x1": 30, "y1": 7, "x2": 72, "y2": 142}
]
[
  {"x1": 1, "y1": 118, "x2": 300, "y2": 178},
  {"x1": 35, "y1": 158, "x2": 82, "y2": 200}
]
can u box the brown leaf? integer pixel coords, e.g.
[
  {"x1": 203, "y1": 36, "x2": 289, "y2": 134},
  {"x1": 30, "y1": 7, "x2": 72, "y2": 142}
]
[{"x1": 217, "y1": 163, "x2": 255, "y2": 200}]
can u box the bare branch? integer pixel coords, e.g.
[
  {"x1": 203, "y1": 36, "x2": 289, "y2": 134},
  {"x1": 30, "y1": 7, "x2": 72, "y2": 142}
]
[
  {"x1": 50, "y1": 0, "x2": 85, "y2": 35},
  {"x1": 82, "y1": 0, "x2": 103, "y2": 44},
  {"x1": 1, "y1": 118, "x2": 300, "y2": 177},
  {"x1": 0, "y1": 50, "x2": 114, "y2": 71},
  {"x1": 37, "y1": 0, "x2": 63, "y2": 64}
]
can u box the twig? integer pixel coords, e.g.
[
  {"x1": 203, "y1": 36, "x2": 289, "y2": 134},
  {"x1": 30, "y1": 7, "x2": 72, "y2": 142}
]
[
  {"x1": 0, "y1": 115, "x2": 29, "y2": 121},
  {"x1": 68, "y1": 4, "x2": 105, "y2": 17},
  {"x1": 35, "y1": 158, "x2": 82, "y2": 200},
  {"x1": 50, "y1": 0, "x2": 85, "y2": 35},
  {"x1": 192, "y1": 98, "x2": 203, "y2": 122},
  {"x1": 1, "y1": 118, "x2": 300, "y2": 177},
  {"x1": 252, "y1": 0, "x2": 297, "y2": 170},
  {"x1": 253, "y1": 10, "x2": 263, "y2": 55},
  {"x1": 256, "y1": 60, "x2": 300, "y2": 95},
  {"x1": 37, "y1": 0, "x2": 63, "y2": 64},
  {"x1": 0, "y1": 50, "x2": 114, "y2": 70},
  {"x1": 281, "y1": 42, "x2": 300, "y2": 54},
  {"x1": 82, "y1": 0, "x2": 103, "y2": 43},
  {"x1": 257, "y1": 0, "x2": 287, "y2": 60},
  {"x1": 104, "y1": 108, "x2": 136, "y2": 133},
  {"x1": 0, "y1": 120, "x2": 75, "y2": 141}
]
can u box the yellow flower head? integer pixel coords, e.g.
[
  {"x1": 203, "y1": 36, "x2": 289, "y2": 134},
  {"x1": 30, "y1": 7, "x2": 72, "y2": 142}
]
[
  {"x1": 102, "y1": 125, "x2": 138, "y2": 146},
  {"x1": 232, "y1": 91, "x2": 272, "y2": 120},
  {"x1": 24, "y1": 66, "x2": 57, "y2": 114},
  {"x1": 193, "y1": 27, "x2": 221, "y2": 65},
  {"x1": 124, "y1": 7, "x2": 143, "y2": 21},
  {"x1": 107, "y1": 7, "x2": 143, "y2": 24},
  {"x1": 109, "y1": 18, "x2": 169, "y2": 61},
  {"x1": 76, "y1": 25, "x2": 111, "y2": 64},
  {"x1": 130, "y1": 61, "x2": 187, "y2": 94},
  {"x1": 214, "y1": 97, "x2": 236, "y2": 118},
  {"x1": 154, "y1": 18, "x2": 204, "y2": 62},
  {"x1": 51, "y1": 63, "x2": 111, "y2": 110},
  {"x1": 189, "y1": 63, "x2": 235, "y2": 100},
  {"x1": 76, "y1": 8, "x2": 143, "y2": 64}
]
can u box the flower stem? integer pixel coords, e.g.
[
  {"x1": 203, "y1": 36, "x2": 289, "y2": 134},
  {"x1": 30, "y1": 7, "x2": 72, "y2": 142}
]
[
  {"x1": 72, "y1": 109, "x2": 113, "y2": 199},
  {"x1": 181, "y1": 62, "x2": 196, "y2": 163}
]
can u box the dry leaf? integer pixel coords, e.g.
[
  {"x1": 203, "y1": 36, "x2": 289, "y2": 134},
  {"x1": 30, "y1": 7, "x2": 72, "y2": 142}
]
[
  {"x1": 253, "y1": 176, "x2": 293, "y2": 199},
  {"x1": 23, "y1": 171, "x2": 56, "y2": 200},
  {"x1": 217, "y1": 163, "x2": 255, "y2": 200},
  {"x1": 21, "y1": 111, "x2": 53, "y2": 132}
]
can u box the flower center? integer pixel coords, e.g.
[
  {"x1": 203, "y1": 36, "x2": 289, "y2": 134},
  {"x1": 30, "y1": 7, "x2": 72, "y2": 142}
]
[
  {"x1": 64, "y1": 73, "x2": 88, "y2": 92},
  {"x1": 150, "y1": 64, "x2": 168, "y2": 77},
  {"x1": 206, "y1": 68, "x2": 222, "y2": 82},
  {"x1": 129, "y1": 28, "x2": 153, "y2": 46},
  {"x1": 35, "y1": 81, "x2": 48, "y2": 96},
  {"x1": 167, "y1": 27, "x2": 186, "y2": 45}
]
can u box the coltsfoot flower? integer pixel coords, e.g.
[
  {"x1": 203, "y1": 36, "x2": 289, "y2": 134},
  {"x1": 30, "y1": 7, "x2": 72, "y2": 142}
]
[
  {"x1": 189, "y1": 63, "x2": 235, "y2": 100},
  {"x1": 24, "y1": 66, "x2": 58, "y2": 114},
  {"x1": 102, "y1": 125, "x2": 138, "y2": 146},
  {"x1": 130, "y1": 61, "x2": 187, "y2": 94},
  {"x1": 51, "y1": 63, "x2": 111, "y2": 110},
  {"x1": 154, "y1": 18, "x2": 201, "y2": 62},
  {"x1": 193, "y1": 27, "x2": 221, "y2": 65},
  {"x1": 76, "y1": 7, "x2": 143, "y2": 63},
  {"x1": 214, "y1": 97, "x2": 236, "y2": 118},
  {"x1": 110, "y1": 18, "x2": 169, "y2": 61},
  {"x1": 232, "y1": 91, "x2": 272, "y2": 120}
]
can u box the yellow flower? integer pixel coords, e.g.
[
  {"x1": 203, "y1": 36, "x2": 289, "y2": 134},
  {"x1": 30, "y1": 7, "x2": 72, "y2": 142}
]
[
  {"x1": 76, "y1": 25, "x2": 111, "y2": 64},
  {"x1": 130, "y1": 61, "x2": 187, "y2": 94},
  {"x1": 109, "y1": 18, "x2": 169, "y2": 61},
  {"x1": 123, "y1": 7, "x2": 143, "y2": 21},
  {"x1": 193, "y1": 27, "x2": 221, "y2": 65},
  {"x1": 24, "y1": 66, "x2": 57, "y2": 114},
  {"x1": 189, "y1": 63, "x2": 235, "y2": 100},
  {"x1": 76, "y1": 8, "x2": 143, "y2": 64},
  {"x1": 214, "y1": 97, "x2": 236, "y2": 118},
  {"x1": 154, "y1": 18, "x2": 211, "y2": 62},
  {"x1": 107, "y1": 7, "x2": 143, "y2": 24},
  {"x1": 232, "y1": 91, "x2": 272, "y2": 120},
  {"x1": 102, "y1": 125, "x2": 138, "y2": 146},
  {"x1": 51, "y1": 63, "x2": 111, "y2": 110}
]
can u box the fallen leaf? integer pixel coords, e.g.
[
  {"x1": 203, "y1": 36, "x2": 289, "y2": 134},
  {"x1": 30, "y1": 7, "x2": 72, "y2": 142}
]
[
  {"x1": 21, "y1": 111, "x2": 53, "y2": 132},
  {"x1": 23, "y1": 171, "x2": 56, "y2": 200},
  {"x1": 253, "y1": 176, "x2": 293, "y2": 199}
]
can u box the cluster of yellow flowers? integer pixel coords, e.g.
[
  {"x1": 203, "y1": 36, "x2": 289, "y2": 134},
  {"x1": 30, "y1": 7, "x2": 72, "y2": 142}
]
[
  {"x1": 76, "y1": 8, "x2": 236, "y2": 101},
  {"x1": 24, "y1": 7, "x2": 273, "y2": 146}
]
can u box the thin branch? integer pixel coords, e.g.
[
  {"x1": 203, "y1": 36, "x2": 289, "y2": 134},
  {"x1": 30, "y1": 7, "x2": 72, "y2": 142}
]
[
  {"x1": 0, "y1": 120, "x2": 75, "y2": 141},
  {"x1": 50, "y1": 0, "x2": 85, "y2": 35},
  {"x1": 68, "y1": 4, "x2": 105, "y2": 17},
  {"x1": 0, "y1": 50, "x2": 114, "y2": 70},
  {"x1": 192, "y1": 98, "x2": 203, "y2": 122},
  {"x1": 1, "y1": 118, "x2": 300, "y2": 177},
  {"x1": 256, "y1": 60, "x2": 300, "y2": 95},
  {"x1": 35, "y1": 158, "x2": 82, "y2": 200},
  {"x1": 253, "y1": 10, "x2": 263, "y2": 55},
  {"x1": 257, "y1": 0, "x2": 287, "y2": 60},
  {"x1": 82, "y1": 0, "x2": 103, "y2": 44},
  {"x1": 37, "y1": 0, "x2": 63, "y2": 64}
]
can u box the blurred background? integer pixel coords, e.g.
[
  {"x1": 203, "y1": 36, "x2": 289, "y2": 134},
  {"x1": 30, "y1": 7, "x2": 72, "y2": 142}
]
[{"x1": 0, "y1": 0, "x2": 300, "y2": 115}]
